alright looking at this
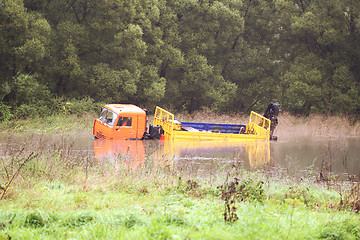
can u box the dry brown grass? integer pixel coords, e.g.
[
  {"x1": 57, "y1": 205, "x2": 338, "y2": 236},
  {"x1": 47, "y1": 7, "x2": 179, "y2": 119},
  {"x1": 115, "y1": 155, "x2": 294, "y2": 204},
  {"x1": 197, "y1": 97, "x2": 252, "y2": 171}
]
[{"x1": 276, "y1": 112, "x2": 360, "y2": 138}]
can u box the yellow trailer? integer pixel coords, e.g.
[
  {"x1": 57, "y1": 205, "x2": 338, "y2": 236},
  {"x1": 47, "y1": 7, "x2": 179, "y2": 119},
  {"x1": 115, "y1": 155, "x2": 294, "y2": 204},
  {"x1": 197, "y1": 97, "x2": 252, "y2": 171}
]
[{"x1": 153, "y1": 106, "x2": 273, "y2": 141}]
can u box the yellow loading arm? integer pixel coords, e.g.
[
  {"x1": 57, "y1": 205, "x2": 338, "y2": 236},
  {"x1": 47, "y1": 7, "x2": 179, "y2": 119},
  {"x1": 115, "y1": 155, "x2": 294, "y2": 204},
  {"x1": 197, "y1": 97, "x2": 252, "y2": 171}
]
[
  {"x1": 153, "y1": 106, "x2": 175, "y2": 140},
  {"x1": 247, "y1": 111, "x2": 271, "y2": 137}
]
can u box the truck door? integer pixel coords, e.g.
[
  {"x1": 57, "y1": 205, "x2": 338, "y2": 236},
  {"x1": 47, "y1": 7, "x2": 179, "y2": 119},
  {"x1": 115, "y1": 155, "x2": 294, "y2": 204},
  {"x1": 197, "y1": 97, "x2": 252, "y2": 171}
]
[
  {"x1": 137, "y1": 115, "x2": 146, "y2": 139},
  {"x1": 93, "y1": 108, "x2": 118, "y2": 139},
  {"x1": 114, "y1": 115, "x2": 137, "y2": 139}
]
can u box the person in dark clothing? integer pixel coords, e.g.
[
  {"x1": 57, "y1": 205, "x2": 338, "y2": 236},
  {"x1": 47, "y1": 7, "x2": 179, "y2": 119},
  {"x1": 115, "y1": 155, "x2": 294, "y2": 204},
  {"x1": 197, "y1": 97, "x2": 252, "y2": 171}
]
[{"x1": 263, "y1": 102, "x2": 280, "y2": 139}]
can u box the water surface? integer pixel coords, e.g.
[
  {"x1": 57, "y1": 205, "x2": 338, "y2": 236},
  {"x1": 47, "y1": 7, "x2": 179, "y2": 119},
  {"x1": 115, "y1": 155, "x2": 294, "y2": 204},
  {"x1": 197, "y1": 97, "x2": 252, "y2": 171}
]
[{"x1": 1, "y1": 132, "x2": 359, "y2": 179}]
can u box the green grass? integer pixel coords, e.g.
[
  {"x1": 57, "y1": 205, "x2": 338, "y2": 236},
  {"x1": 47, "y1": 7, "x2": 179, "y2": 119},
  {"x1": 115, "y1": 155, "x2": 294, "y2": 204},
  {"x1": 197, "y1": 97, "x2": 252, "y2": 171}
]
[
  {"x1": 0, "y1": 113, "x2": 96, "y2": 134},
  {"x1": 1, "y1": 162, "x2": 359, "y2": 239}
]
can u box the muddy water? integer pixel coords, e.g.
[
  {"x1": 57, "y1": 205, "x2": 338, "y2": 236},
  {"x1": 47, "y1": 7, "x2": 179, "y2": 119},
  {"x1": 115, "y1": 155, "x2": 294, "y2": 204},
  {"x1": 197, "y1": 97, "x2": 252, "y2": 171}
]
[
  {"x1": 1, "y1": 132, "x2": 359, "y2": 179},
  {"x1": 272, "y1": 136, "x2": 360, "y2": 179}
]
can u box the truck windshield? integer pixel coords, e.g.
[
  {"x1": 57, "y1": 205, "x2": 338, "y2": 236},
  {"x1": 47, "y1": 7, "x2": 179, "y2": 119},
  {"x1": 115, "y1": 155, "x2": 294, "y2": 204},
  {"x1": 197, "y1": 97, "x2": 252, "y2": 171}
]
[{"x1": 99, "y1": 108, "x2": 118, "y2": 126}]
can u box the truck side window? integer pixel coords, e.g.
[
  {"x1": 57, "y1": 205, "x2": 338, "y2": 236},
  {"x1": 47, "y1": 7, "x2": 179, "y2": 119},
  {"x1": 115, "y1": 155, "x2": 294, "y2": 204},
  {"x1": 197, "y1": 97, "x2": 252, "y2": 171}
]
[{"x1": 117, "y1": 117, "x2": 132, "y2": 127}]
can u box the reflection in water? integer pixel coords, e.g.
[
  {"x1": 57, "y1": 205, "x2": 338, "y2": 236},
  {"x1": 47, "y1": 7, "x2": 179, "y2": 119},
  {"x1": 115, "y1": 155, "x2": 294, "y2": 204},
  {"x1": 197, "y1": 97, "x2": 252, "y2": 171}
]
[
  {"x1": 92, "y1": 136, "x2": 360, "y2": 179},
  {"x1": 93, "y1": 139, "x2": 271, "y2": 173},
  {"x1": 0, "y1": 133, "x2": 358, "y2": 179},
  {"x1": 93, "y1": 139, "x2": 146, "y2": 170}
]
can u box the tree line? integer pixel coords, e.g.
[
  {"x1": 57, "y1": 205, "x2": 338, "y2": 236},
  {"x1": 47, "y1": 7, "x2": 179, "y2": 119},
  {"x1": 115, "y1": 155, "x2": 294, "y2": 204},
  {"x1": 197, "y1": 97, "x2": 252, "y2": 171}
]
[{"x1": 1, "y1": 0, "x2": 359, "y2": 119}]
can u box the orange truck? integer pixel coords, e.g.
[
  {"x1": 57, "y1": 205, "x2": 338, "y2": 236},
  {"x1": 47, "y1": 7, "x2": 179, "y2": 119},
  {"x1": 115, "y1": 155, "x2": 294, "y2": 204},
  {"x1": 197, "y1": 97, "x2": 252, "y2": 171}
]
[
  {"x1": 93, "y1": 103, "x2": 279, "y2": 141},
  {"x1": 93, "y1": 104, "x2": 162, "y2": 140}
]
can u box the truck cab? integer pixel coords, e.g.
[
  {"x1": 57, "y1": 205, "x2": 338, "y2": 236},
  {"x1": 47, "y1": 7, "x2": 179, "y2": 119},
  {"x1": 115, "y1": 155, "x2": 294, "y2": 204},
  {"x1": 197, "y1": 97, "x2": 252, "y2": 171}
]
[{"x1": 93, "y1": 104, "x2": 146, "y2": 140}]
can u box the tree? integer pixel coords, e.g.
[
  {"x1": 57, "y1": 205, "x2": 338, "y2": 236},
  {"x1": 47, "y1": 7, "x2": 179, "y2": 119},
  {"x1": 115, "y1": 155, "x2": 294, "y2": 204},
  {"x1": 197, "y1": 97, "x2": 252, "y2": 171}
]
[{"x1": 0, "y1": 0, "x2": 51, "y2": 116}]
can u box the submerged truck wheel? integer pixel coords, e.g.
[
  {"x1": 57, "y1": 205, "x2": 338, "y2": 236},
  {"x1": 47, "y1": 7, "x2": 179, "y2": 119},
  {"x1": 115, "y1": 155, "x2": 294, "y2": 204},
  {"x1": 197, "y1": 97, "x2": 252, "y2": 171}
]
[{"x1": 149, "y1": 125, "x2": 163, "y2": 140}]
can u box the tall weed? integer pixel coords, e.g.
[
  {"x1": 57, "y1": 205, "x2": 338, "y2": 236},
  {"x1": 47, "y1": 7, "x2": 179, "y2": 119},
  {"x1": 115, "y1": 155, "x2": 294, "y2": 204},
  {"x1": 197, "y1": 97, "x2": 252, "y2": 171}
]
[{"x1": 218, "y1": 178, "x2": 264, "y2": 223}]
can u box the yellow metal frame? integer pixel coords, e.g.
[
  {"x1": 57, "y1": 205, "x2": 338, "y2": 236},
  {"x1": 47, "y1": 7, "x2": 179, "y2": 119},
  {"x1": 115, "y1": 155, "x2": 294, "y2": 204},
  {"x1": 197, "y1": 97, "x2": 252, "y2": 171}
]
[
  {"x1": 246, "y1": 111, "x2": 271, "y2": 137},
  {"x1": 153, "y1": 106, "x2": 175, "y2": 140},
  {"x1": 172, "y1": 130, "x2": 268, "y2": 141},
  {"x1": 154, "y1": 107, "x2": 272, "y2": 141}
]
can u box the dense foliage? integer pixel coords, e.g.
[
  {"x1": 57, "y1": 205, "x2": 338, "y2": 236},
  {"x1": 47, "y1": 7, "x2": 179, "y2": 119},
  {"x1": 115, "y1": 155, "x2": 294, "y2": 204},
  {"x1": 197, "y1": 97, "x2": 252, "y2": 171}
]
[{"x1": 1, "y1": 0, "x2": 359, "y2": 118}]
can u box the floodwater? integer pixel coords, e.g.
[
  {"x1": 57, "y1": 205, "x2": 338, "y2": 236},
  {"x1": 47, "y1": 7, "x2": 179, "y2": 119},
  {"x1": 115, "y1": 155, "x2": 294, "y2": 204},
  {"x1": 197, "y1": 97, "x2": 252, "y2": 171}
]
[
  {"x1": 1, "y1": 132, "x2": 359, "y2": 180},
  {"x1": 273, "y1": 136, "x2": 360, "y2": 179}
]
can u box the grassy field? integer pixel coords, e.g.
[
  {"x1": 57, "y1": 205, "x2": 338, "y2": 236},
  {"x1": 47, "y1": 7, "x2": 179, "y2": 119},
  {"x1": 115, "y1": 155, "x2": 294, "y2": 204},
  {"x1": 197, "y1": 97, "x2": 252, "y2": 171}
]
[
  {"x1": 0, "y1": 112, "x2": 359, "y2": 239},
  {"x1": 0, "y1": 162, "x2": 359, "y2": 239}
]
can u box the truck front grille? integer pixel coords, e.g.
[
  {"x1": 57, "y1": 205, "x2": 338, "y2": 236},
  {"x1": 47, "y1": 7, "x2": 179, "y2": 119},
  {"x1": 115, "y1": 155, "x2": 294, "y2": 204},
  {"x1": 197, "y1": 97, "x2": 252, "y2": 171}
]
[{"x1": 96, "y1": 131, "x2": 106, "y2": 140}]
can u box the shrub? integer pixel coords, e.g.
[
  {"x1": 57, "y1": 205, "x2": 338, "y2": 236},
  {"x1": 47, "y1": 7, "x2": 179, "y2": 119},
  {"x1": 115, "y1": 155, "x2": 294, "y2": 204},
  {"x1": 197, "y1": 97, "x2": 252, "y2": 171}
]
[
  {"x1": 53, "y1": 97, "x2": 103, "y2": 115},
  {"x1": 0, "y1": 103, "x2": 13, "y2": 121},
  {"x1": 219, "y1": 178, "x2": 265, "y2": 223},
  {"x1": 65, "y1": 212, "x2": 95, "y2": 228},
  {"x1": 124, "y1": 214, "x2": 141, "y2": 229},
  {"x1": 24, "y1": 212, "x2": 44, "y2": 228}
]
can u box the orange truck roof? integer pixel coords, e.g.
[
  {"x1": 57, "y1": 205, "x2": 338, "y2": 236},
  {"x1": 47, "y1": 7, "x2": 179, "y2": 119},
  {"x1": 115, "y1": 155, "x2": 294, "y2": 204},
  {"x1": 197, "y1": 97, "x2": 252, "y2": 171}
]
[{"x1": 104, "y1": 104, "x2": 146, "y2": 116}]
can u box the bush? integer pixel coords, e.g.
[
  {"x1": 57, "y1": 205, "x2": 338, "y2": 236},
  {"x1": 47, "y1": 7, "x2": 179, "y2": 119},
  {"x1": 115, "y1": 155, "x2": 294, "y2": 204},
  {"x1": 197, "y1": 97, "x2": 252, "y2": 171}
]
[
  {"x1": 52, "y1": 97, "x2": 103, "y2": 115},
  {"x1": 0, "y1": 102, "x2": 13, "y2": 121},
  {"x1": 14, "y1": 104, "x2": 52, "y2": 119},
  {"x1": 65, "y1": 212, "x2": 95, "y2": 228},
  {"x1": 319, "y1": 221, "x2": 360, "y2": 239},
  {"x1": 24, "y1": 212, "x2": 44, "y2": 228}
]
